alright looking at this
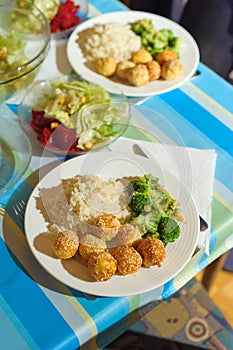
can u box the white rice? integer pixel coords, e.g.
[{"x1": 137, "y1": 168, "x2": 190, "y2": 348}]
[
  {"x1": 69, "y1": 175, "x2": 131, "y2": 222},
  {"x1": 78, "y1": 22, "x2": 141, "y2": 62}
]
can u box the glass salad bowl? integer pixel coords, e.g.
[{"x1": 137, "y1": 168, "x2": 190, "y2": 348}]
[
  {"x1": 33, "y1": 0, "x2": 89, "y2": 40},
  {"x1": 0, "y1": 0, "x2": 50, "y2": 102},
  {"x1": 18, "y1": 76, "x2": 131, "y2": 157},
  {"x1": 0, "y1": 115, "x2": 32, "y2": 196}
]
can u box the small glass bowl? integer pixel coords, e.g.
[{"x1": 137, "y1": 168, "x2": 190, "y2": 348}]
[
  {"x1": 0, "y1": 0, "x2": 50, "y2": 102},
  {"x1": 18, "y1": 76, "x2": 131, "y2": 157},
  {"x1": 0, "y1": 115, "x2": 32, "y2": 196}
]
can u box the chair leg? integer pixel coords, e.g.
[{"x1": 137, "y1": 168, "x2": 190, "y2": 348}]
[{"x1": 201, "y1": 251, "x2": 229, "y2": 291}]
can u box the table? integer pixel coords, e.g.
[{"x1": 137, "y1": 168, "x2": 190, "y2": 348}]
[{"x1": 1, "y1": 1, "x2": 233, "y2": 349}]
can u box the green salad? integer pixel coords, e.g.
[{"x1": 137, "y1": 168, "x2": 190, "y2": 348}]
[
  {"x1": 0, "y1": 31, "x2": 27, "y2": 73},
  {"x1": 31, "y1": 80, "x2": 129, "y2": 152}
]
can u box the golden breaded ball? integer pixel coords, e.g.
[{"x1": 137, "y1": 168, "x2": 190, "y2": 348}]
[
  {"x1": 127, "y1": 64, "x2": 150, "y2": 87},
  {"x1": 131, "y1": 49, "x2": 153, "y2": 64},
  {"x1": 136, "y1": 237, "x2": 166, "y2": 267},
  {"x1": 155, "y1": 49, "x2": 178, "y2": 66},
  {"x1": 111, "y1": 245, "x2": 142, "y2": 275},
  {"x1": 92, "y1": 214, "x2": 121, "y2": 241},
  {"x1": 116, "y1": 60, "x2": 136, "y2": 80},
  {"x1": 146, "y1": 60, "x2": 161, "y2": 81},
  {"x1": 161, "y1": 59, "x2": 183, "y2": 80},
  {"x1": 88, "y1": 251, "x2": 117, "y2": 281},
  {"x1": 96, "y1": 56, "x2": 117, "y2": 77},
  {"x1": 110, "y1": 223, "x2": 142, "y2": 248},
  {"x1": 78, "y1": 234, "x2": 106, "y2": 260},
  {"x1": 52, "y1": 230, "x2": 79, "y2": 259}
]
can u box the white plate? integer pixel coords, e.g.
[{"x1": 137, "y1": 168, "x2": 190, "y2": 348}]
[
  {"x1": 67, "y1": 11, "x2": 199, "y2": 97},
  {"x1": 25, "y1": 152, "x2": 199, "y2": 297}
]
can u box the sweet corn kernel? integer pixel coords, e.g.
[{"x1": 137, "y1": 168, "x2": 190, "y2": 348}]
[
  {"x1": 0, "y1": 47, "x2": 7, "y2": 60},
  {"x1": 51, "y1": 122, "x2": 59, "y2": 129},
  {"x1": 84, "y1": 142, "x2": 93, "y2": 151},
  {"x1": 80, "y1": 96, "x2": 86, "y2": 103}
]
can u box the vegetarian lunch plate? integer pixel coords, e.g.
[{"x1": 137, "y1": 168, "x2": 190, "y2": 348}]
[
  {"x1": 67, "y1": 11, "x2": 200, "y2": 97},
  {"x1": 24, "y1": 152, "x2": 199, "y2": 297}
]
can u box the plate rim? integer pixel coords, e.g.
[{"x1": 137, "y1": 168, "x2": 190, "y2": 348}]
[
  {"x1": 24, "y1": 151, "x2": 199, "y2": 297},
  {"x1": 67, "y1": 10, "x2": 200, "y2": 97}
]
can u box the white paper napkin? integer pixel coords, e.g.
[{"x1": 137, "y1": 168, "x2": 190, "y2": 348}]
[{"x1": 109, "y1": 138, "x2": 217, "y2": 254}]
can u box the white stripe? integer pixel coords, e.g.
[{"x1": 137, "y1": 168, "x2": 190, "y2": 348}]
[{"x1": 181, "y1": 82, "x2": 233, "y2": 131}]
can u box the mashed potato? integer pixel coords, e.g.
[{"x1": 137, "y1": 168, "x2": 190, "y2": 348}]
[{"x1": 77, "y1": 22, "x2": 141, "y2": 62}]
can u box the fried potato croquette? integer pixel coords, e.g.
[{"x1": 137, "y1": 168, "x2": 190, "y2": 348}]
[
  {"x1": 136, "y1": 237, "x2": 166, "y2": 267},
  {"x1": 161, "y1": 59, "x2": 183, "y2": 80},
  {"x1": 146, "y1": 60, "x2": 161, "y2": 81},
  {"x1": 116, "y1": 60, "x2": 136, "y2": 80},
  {"x1": 131, "y1": 49, "x2": 153, "y2": 64},
  {"x1": 155, "y1": 49, "x2": 178, "y2": 66},
  {"x1": 96, "y1": 56, "x2": 117, "y2": 77},
  {"x1": 92, "y1": 214, "x2": 121, "y2": 241},
  {"x1": 88, "y1": 251, "x2": 117, "y2": 281},
  {"x1": 78, "y1": 234, "x2": 106, "y2": 260},
  {"x1": 127, "y1": 64, "x2": 150, "y2": 87},
  {"x1": 110, "y1": 223, "x2": 142, "y2": 248},
  {"x1": 52, "y1": 230, "x2": 79, "y2": 259},
  {"x1": 111, "y1": 245, "x2": 142, "y2": 275}
]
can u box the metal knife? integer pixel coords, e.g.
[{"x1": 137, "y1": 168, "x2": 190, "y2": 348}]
[{"x1": 132, "y1": 144, "x2": 208, "y2": 232}]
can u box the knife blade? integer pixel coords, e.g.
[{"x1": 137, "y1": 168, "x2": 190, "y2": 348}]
[{"x1": 132, "y1": 144, "x2": 208, "y2": 231}]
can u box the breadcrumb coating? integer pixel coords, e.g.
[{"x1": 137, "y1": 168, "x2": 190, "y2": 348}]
[
  {"x1": 112, "y1": 245, "x2": 142, "y2": 275},
  {"x1": 127, "y1": 64, "x2": 150, "y2": 86},
  {"x1": 136, "y1": 237, "x2": 166, "y2": 267},
  {"x1": 96, "y1": 56, "x2": 117, "y2": 77},
  {"x1": 92, "y1": 214, "x2": 121, "y2": 241},
  {"x1": 161, "y1": 59, "x2": 183, "y2": 80},
  {"x1": 131, "y1": 49, "x2": 153, "y2": 64},
  {"x1": 78, "y1": 234, "x2": 106, "y2": 260},
  {"x1": 88, "y1": 251, "x2": 117, "y2": 281},
  {"x1": 146, "y1": 60, "x2": 161, "y2": 81},
  {"x1": 52, "y1": 230, "x2": 79, "y2": 259},
  {"x1": 156, "y1": 49, "x2": 178, "y2": 66}
]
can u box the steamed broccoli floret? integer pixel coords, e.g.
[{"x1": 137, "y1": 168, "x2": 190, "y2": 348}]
[
  {"x1": 129, "y1": 192, "x2": 149, "y2": 215},
  {"x1": 130, "y1": 19, "x2": 156, "y2": 35},
  {"x1": 128, "y1": 174, "x2": 159, "y2": 214},
  {"x1": 130, "y1": 176, "x2": 149, "y2": 193},
  {"x1": 128, "y1": 174, "x2": 181, "y2": 245},
  {"x1": 131, "y1": 211, "x2": 161, "y2": 235},
  {"x1": 163, "y1": 192, "x2": 177, "y2": 216},
  {"x1": 159, "y1": 216, "x2": 181, "y2": 244},
  {"x1": 128, "y1": 177, "x2": 149, "y2": 214}
]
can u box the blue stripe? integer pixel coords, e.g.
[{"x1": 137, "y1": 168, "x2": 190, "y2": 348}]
[
  {"x1": 68, "y1": 287, "x2": 130, "y2": 334},
  {"x1": 161, "y1": 279, "x2": 176, "y2": 299},
  {"x1": 142, "y1": 97, "x2": 233, "y2": 193},
  {"x1": 88, "y1": 0, "x2": 127, "y2": 13},
  {"x1": 195, "y1": 63, "x2": 233, "y2": 114},
  {"x1": 7, "y1": 103, "x2": 18, "y2": 115},
  {"x1": 159, "y1": 89, "x2": 233, "y2": 158},
  {"x1": 0, "y1": 239, "x2": 79, "y2": 350}
]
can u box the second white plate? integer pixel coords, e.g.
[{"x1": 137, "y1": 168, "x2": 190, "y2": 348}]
[{"x1": 67, "y1": 11, "x2": 199, "y2": 97}]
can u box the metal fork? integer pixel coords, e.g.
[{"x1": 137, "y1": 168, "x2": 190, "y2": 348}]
[{"x1": 12, "y1": 200, "x2": 26, "y2": 223}]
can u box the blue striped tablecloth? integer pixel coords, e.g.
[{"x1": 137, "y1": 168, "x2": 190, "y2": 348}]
[{"x1": 0, "y1": 0, "x2": 233, "y2": 349}]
